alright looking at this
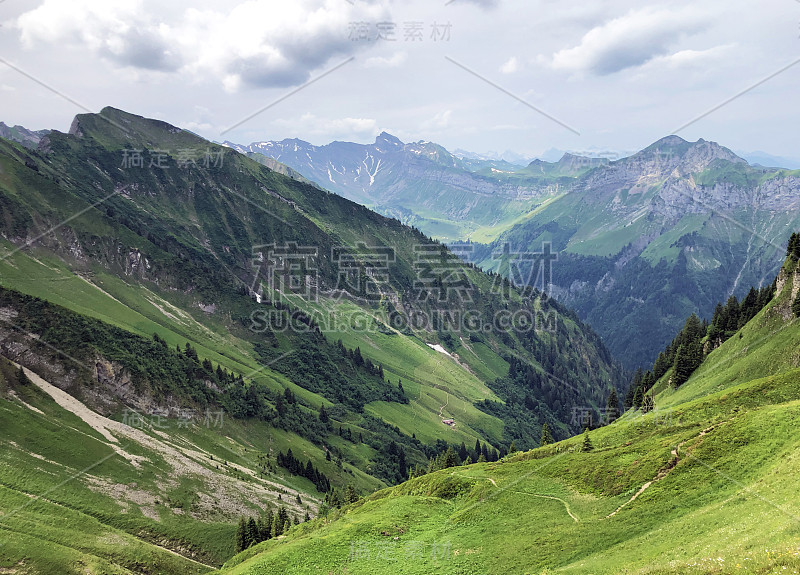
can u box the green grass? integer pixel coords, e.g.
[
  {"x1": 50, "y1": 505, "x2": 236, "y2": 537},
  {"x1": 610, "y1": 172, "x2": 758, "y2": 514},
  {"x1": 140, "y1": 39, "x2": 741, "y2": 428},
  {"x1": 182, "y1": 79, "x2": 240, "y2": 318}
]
[{"x1": 219, "y1": 273, "x2": 800, "y2": 573}]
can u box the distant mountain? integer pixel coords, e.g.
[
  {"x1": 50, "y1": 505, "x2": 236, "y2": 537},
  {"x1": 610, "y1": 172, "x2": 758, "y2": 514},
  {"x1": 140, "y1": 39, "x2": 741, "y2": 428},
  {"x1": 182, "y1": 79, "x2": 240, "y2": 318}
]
[
  {"x1": 738, "y1": 149, "x2": 800, "y2": 169},
  {"x1": 225, "y1": 134, "x2": 597, "y2": 242},
  {"x1": 476, "y1": 135, "x2": 800, "y2": 368},
  {"x1": 452, "y1": 148, "x2": 533, "y2": 167},
  {"x1": 0, "y1": 121, "x2": 49, "y2": 148}
]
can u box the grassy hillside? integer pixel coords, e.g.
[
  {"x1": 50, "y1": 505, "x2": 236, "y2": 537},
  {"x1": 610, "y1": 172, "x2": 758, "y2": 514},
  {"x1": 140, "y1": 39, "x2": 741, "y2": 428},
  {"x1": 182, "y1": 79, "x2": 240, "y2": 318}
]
[
  {"x1": 219, "y1": 259, "x2": 800, "y2": 574},
  {"x1": 0, "y1": 108, "x2": 625, "y2": 570}
]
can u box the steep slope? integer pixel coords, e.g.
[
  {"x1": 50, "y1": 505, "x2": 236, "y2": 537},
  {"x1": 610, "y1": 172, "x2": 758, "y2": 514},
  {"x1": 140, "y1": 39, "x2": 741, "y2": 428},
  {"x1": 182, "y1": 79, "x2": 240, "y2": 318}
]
[
  {"x1": 220, "y1": 251, "x2": 800, "y2": 575},
  {"x1": 0, "y1": 107, "x2": 626, "y2": 571},
  {"x1": 0, "y1": 106, "x2": 622, "y2": 467},
  {"x1": 479, "y1": 135, "x2": 800, "y2": 368}
]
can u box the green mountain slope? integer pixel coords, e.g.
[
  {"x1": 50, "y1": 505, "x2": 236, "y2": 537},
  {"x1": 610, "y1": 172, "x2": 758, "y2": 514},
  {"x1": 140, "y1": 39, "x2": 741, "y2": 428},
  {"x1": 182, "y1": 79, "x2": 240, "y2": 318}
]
[
  {"x1": 220, "y1": 252, "x2": 800, "y2": 574},
  {"x1": 0, "y1": 107, "x2": 624, "y2": 571}
]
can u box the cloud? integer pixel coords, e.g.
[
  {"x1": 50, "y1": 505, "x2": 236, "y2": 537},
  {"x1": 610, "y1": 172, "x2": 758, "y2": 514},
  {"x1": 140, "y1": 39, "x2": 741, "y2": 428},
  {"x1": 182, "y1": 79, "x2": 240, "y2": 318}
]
[
  {"x1": 649, "y1": 44, "x2": 735, "y2": 70},
  {"x1": 17, "y1": 0, "x2": 180, "y2": 71},
  {"x1": 546, "y1": 7, "x2": 710, "y2": 75},
  {"x1": 16, "y1": 0, "x2": 391, "y2": 89},
  {"x1": 422, "y1": 110, "x2": 453, "y2": 130},
  {"x1": 500, "y1": 56, "x2": 519, "y2": 74},
  {"x1": 272, "y1": 114, "x2": 379, "y2": 141},
  {"x1": 452, "y1": 0, "x2": 499, "y2": 7},
  {"x1": 364, "y1": 51, "x2": 408, "y2": 69}
]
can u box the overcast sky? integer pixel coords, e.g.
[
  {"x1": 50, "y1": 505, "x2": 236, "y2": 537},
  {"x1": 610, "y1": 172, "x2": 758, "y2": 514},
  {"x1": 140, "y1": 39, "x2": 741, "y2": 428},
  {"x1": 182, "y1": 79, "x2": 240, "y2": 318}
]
[{"x1": 1, "y1": 0, "x2": 798, "y2": 160}]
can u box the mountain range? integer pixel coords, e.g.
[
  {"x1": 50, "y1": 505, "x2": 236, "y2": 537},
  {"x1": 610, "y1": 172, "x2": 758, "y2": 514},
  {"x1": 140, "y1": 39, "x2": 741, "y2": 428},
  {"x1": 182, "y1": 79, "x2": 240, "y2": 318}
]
[
  {"x1": 2, "y1": 109, "x2": 800, "y2": 573},
  {"x1": 232, "y1": 133, "x2": 800, "y2": 368},
  {"x1": 0, "y1": 107, "x2": 622, "y2": 570}
]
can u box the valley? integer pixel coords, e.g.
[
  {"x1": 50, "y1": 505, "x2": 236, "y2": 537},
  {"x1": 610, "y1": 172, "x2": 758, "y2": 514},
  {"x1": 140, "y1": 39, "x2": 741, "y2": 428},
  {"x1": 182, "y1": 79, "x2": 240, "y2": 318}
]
[{"x1": 0, "y1": 109, "x2": 797, "y2": 575}]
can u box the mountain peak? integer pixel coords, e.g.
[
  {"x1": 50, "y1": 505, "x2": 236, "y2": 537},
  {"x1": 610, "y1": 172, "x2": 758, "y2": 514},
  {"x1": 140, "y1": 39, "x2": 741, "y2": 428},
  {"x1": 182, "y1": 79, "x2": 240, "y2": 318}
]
[
  {"x1": 639, "y1": 135, "x2": 746, "y2": 167},
  {"x1": 375, "y1": 132, "x2": 403, "y2": 147}
]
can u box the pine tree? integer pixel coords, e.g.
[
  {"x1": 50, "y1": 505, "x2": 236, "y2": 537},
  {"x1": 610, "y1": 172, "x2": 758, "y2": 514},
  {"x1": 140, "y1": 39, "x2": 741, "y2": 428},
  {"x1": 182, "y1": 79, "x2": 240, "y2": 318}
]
[
  {"x1": 508, "y1": 440, "x2": 517, "y2": 454},
  {"x1": 235, "y1": 517, "x2": 248, "y2": 552},
  {"x1": 540, "y1": 423, "x2": 553, "y2": 446},
  {"x1": 581, "y1": 429, "x2": 593, "y2": 452},
  {"x1": 788, "y1": 232, "x2": 800, "y2": 259},
  {"x1": 633, "y1": 385, "x2": 643, "y2": 409},
  {"x1": 261, "y1": 510, "x2": 274, "y2": 540},
  {"x1": 318, "y1": 404, "x2": 329, "y2": 424},
  {"x1": 458, "y1": 442, "x2": 468, "y2": 462},
  {"x1": 442, "y1": 447, "x2": 460, "y2": 468},
  {"x1": 606, "y1": 388, "x2": 619, "y2": 423},
  {"x1": 271, "y1": 512, "x2": 283, "y2": 538},
  {"x1": 16, "y1": 366, "x2": 29, "y2": 386},
  {"x1": 246, "y1": 517, "x2": 259, "y2": 548},
  {"x1": 344, "y1": 484, "x2": 359, "y2": 504}
]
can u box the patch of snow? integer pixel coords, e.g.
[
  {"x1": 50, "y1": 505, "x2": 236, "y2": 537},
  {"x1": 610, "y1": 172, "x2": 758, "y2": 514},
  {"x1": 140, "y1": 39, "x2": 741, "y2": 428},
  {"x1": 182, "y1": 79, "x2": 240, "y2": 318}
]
[{"x1": 427, "y1": 343, "x2": 453, "y2": 358}]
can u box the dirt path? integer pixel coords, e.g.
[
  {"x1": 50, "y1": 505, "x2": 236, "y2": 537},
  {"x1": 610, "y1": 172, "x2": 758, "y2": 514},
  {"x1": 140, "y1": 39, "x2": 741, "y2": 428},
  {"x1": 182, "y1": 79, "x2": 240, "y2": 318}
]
[
  {"x1": 605, "y1": 422, "x2": 723, "y2": 519},
  {"x1": 510, "y1": 491, "x2": 579, "y2": 522},
  {"x1": 438, "y1": 392, "x2": 450, "y2": 418}
]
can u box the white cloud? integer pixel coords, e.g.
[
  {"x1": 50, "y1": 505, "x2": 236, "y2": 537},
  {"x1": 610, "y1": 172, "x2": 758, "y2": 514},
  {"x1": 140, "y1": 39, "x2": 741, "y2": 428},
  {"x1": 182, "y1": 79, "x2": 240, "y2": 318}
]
[
  {"x1": 649, "y1": 44, "x2": 735, "y2": 69},
  {"x1": 423, "y1": 110, "x2": 453, "y2": 130},
  {"x1": 17, "y1": 0, "x2": 180, "y2": 71},
  {"x1": 16, "y1": 0, "x2": 391, "y2": 89},
  {"x1": 500, "y1": 56, "x2": 519, "y2": 74},
  {"x1": 547, "y1": 7, "x2": 710, "y2": 75},
  {"x1": 271, "y1": 114, "x2": 379, "y2": 141},
  {"x1": 364, "y1": 51, "x2": 408, "y2": 69}
]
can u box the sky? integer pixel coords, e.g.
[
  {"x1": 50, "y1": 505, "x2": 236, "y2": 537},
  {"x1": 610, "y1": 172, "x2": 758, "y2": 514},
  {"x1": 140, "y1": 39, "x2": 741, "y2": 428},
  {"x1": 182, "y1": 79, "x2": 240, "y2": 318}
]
[{"x1": 1, "y1": 0, "x2": 798, "y2": 161}]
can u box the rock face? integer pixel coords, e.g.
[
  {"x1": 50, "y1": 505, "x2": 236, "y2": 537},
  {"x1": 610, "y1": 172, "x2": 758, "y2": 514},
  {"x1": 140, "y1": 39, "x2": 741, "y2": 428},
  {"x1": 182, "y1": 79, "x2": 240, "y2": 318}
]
[{"x1": 773, "y1": 265, "x2": 800, "y2": 320}]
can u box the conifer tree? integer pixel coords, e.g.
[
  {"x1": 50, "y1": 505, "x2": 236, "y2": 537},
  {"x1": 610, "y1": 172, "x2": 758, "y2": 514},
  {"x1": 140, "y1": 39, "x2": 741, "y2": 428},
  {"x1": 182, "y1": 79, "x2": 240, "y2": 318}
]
[
  {"x1": 606, "y1": 388, "x2": 619, "y2": 423},
  {"x1": 540, "y1": 422, "x2": 553, "y2": 446},
  {"x1": 344, "y1": 484, "x2": 359, "y2": 504},
  {"x1": 581, "y1": 429, "x2": 593, "y2": 452},
  {"x1": 261, "y1": 510, "x2": 274, "y2": 540},
  {"x1": 632, "y1": 385, "x2": 644, "y2": 409},
  {"x1": 235, "y1": 517, "x2": 248, "y2": 552},
  {"x1": 271, "y1": 511, "x2": 283, "y2": 538},
  {"x1": 246, "y1": 517, "x2": 258, "y2": 547}
]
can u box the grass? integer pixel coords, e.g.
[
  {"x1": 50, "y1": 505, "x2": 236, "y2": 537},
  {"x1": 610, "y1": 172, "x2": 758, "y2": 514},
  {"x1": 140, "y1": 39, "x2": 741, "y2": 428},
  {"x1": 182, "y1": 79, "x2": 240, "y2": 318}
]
[
  {"x1": 219, "y1": 273, "x2": 800, "y2": 574},
  {"x1": 221, "y1": 375, "x2": 800, "y2": 574}
]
